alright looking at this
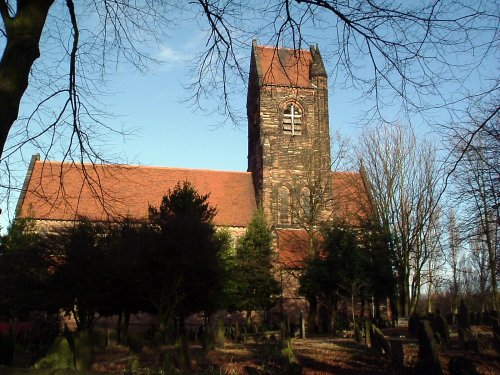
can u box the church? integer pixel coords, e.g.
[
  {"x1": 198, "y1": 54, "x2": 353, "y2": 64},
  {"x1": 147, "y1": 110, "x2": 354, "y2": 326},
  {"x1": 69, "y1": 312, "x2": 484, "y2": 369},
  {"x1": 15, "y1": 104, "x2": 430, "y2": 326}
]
[{"x1": 15, "y1": 41, "x2": 370, "y2": 322}]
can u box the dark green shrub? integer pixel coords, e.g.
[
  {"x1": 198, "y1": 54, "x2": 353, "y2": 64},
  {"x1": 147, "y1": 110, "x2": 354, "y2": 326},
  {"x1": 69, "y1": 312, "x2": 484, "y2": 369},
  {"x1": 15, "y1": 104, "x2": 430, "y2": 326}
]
[
  {"x1": 90, "y1": 328, "x2": 106, "y2": 349},
  {"x1": 127, "y1": 333, "x2": 145, "y2": 353},
  {"x1": 0, "y1": 332, "x2": 14, "y2": 366}
]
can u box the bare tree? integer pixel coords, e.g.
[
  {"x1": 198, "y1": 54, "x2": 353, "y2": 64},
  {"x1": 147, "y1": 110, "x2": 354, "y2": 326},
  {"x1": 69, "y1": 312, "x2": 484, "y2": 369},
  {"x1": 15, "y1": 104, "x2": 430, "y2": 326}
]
[
  {"x1": 422, "y1": 207, "x2": 446, "y2": 314},
  {"x1": 450, "y1": 124, "x2": 499, "y2": 310},
  {"x1": 469, "y1": 228, "x2": 491, "y2": 312},
  {"x1": 446, "y1": 209, "x2": 463, "y2": 314},
  {"x1": 1, "y1": 1, "x2": 498, "y2": 218},
  {"x1": 359, "y1": 124, "x2": 443, "y2": 316}
]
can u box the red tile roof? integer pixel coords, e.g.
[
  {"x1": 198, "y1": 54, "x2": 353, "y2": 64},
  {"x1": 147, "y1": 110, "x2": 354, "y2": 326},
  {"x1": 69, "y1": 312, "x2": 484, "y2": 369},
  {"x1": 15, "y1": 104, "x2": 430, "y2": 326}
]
[
  {"x1": 17, "y1": 160, "x2": 257, "y2": 227},
  {"x1": 331, "y1": 171, "x2": 371, "y2": 223},
  {"x1": 254, "y1": 45, "x2": 313, "y2": 87},
  {"x1": 276, "y1": 229, "x2": 316, "y2": 269}
]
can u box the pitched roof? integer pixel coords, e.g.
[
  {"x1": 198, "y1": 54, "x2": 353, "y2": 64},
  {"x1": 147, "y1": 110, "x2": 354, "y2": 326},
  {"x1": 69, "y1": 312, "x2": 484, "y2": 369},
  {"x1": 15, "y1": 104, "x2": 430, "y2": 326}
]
[
  {"x1": 276, "y1": 229, "x2": 315, "y2": 269},
  {"x1": 331, "y1": 171, "x2": 371, "y2": 223},
  {"x1": 253, "y1": 44, "x2": 314, "y2": 87},
  {"x1": 16, "y1": 159, "x2": 257, "y2": 227}
]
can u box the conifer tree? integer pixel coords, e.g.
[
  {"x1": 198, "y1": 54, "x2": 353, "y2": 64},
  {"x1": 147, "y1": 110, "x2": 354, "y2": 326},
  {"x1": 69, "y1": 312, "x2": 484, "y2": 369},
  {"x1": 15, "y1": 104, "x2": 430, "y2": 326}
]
[
  {"x1": 230, "y1": 209, "x2": 279, "y2": 324},
  {"x1": 147, "y1": 181, "x2": 225, "y2": 333}
]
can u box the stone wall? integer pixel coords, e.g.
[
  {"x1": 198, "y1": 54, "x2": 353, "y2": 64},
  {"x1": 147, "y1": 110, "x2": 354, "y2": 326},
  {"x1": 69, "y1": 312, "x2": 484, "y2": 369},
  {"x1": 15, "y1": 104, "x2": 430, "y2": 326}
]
[{"x1": 247, "y1": 46, "x2": 333, "y2": 230}]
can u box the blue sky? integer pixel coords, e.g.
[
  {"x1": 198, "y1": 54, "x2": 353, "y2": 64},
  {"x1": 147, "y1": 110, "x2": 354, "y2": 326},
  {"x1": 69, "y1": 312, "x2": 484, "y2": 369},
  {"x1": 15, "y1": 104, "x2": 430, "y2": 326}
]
[
  {"x1": 1, "y1": 1, "x2": 497, "y2": 231},
  {"x1": 0, "y1": 16, "x2": 365, "y2": 230}
]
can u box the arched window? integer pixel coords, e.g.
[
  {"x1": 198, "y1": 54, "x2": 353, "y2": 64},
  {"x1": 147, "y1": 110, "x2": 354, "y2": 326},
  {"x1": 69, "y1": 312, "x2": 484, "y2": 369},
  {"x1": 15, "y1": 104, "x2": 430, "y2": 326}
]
[
  {"x1": 283, "y1": 103, "x2": 302, "y2": 136},
  {"x1": 278, "y1": 186, "x2": 290, "y2": 225}
]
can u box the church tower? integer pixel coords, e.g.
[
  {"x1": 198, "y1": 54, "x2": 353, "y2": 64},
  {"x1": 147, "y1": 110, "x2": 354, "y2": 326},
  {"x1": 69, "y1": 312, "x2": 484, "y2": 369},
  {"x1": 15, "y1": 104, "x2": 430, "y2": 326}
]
[{"x1": 247, "y1": 41, "x2": 333, "y2": 228}]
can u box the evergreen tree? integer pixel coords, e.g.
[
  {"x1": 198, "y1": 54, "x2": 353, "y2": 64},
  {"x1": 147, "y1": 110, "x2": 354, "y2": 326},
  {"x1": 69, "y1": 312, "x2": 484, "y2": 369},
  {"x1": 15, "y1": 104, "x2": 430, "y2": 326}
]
[
  {"x1": 147, "y1": 181, "x2": 225, "y2": 333},
  {"x1": 102, "y1": 219, "x2": 155, "y2": 340},
  {"x1": 0, "y1": 219, "x2": 55, "y2": 319},
  {"x1": 229, "y1": 209, "x2": 279, "y2": 323},
  {"x1": 48, "y1": 219, "x2": 113, "y2": 331},
  {"x1": 299, "y1": 223, "x2": 368, "y2": 332}
]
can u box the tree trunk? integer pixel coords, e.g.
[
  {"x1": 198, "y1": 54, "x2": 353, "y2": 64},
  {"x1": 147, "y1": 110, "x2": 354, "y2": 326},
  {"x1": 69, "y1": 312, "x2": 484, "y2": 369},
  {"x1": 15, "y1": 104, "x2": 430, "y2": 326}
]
[
  {"x1": 245, "y1": 310, "x2": 252, "y2": 328},
  {"x1": 116, "y1": 312, "x2": 123, "y2": 343},
  {"x1": 307, "y1": 296, "x2": 317, "y2": 334},
  {"x1": 124, "y1": 310, "x2": 131, "y2": 337},
  {"x1": 0, "y1": 0, "x2": 55, "y2": 158}
]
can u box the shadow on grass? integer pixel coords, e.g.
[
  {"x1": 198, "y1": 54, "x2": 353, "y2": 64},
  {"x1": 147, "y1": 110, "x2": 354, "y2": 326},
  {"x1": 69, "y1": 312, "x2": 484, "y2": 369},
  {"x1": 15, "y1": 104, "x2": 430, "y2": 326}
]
[{"x1": 295, "y1": 338, "x2": 388, "y2": 375}]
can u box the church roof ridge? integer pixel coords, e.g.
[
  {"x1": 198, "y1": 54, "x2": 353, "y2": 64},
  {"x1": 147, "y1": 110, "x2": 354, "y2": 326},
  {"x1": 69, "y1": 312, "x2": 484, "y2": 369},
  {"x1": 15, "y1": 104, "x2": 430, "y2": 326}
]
[
  {"x1": 33, "y1": 159, "x2": 251, "y2": 175},
  {"x1": 256, "y1": 44, "x2": 312, "y2": 54}
]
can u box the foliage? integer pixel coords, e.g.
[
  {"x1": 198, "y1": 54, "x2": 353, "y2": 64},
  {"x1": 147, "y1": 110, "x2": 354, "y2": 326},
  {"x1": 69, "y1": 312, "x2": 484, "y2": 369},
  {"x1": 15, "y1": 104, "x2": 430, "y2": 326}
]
[
  {"x1": 147, "y1": 181, "x2": 226, "y2": 330},
  {"x1": 0, "y1": 218, "x2": 56, "y2": 318},
  {"x1": 102, "y1": 219, "x2": 155, "y2": 329},
  {"x1": 0, "y1": 181, "x2": 233, "y2": 336},
  {"x1": 299, "y1": 223, "x2": 369, "y2": 330},
  {"x1": 48, "y1": 219, "x2": 113, "y2": 331},
  {"x1": 227, "y1": 209, "x2": 279, "y2": 316},
  {"x1": 359, "y1": 217, "x2": 396, "y2": 317}
]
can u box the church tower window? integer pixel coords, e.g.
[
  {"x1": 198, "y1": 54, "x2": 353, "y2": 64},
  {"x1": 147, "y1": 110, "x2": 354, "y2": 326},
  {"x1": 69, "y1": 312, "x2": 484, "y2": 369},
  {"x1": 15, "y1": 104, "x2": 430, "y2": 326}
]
[{"x1": 283, "y1": 103, "x2": 302, "y2": 136}]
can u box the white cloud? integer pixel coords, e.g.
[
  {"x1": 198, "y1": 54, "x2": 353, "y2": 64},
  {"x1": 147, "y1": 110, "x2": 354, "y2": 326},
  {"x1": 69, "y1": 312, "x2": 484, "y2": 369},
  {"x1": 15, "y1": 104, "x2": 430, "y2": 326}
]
[{"x1": 157, "y1": 45, "x2": 188, "y2": 65}]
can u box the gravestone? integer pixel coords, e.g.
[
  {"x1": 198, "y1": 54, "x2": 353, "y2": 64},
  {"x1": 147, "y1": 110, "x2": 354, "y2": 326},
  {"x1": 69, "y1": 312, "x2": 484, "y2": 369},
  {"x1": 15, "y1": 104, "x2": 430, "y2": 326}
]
[
  {"x1": 492, "y1": 324, "x2": 500, "y2": 353},
  {"x1": 408, "y1": 313, "x2": 420, "y2": 338},
  {"x1": 280, "y1": 339, "x2": 302, "y2": 374},
  {"x1": 388, "y1": 338, "x2": 404, "y2": 375},
  {"x1": 175, "y1": 334, "x2": 191, "y2": 370},
  {"x1": 448, "y1": 355, "x2": 479, "y2": 375},
  {"x1": 370, "y1": 325, "x2": 383, "y2": 354},
  {"x1": 364, "y1": 320, "x2": 372, "y2": 348},
  {"x1": 215, "y1": 319, "x2": 225, "y2": 348},
  {"x1": 433, "y1": 309, "x2": 450, "y2": 346},
  {"x1": 299, "y1": 311, "x2": 306, "y2": 339},
  {"x1": 458, "y1": 300, "x2": 470, "y2": 330},
  {"x1": 353, "y1": 322, "x2": 362, "y2": 343},
  {"x1": 458, "y1": 327, "x2": 479, "y2": 353},
  {"x1": 235, "y1": 321, "x2": 241, "y2": 342},
  {"x1": 417, "y1": 320, "x2": 442, "y2": 375},
  {"x1": 161, "y1": 351, "x2": 175, "y2": 373},
  {"x1": 202, "y1": 326, "x2": 215, "y2": 352},
  {"x1": 280, "y1": 321, "x2": 288, "y2": 340},
  {"x1": 372, "y1": 325, "x2": 391, "y2": 358}
]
